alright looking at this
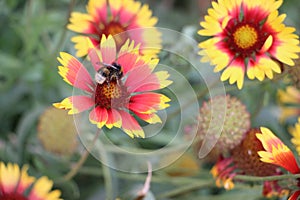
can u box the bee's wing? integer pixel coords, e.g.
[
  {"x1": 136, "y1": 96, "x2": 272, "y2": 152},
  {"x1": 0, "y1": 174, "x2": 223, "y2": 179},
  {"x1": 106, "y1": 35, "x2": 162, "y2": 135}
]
[{"x1": 95, "y1": 73, "x2": 106, "y2": 84}]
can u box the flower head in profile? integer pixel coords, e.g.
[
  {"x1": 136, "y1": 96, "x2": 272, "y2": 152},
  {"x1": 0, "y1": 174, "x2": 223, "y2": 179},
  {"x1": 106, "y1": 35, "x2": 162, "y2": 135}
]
[
  {"x1": 199, "y1": 0, "x2": 300, "y2": 89},
  {"x1": 256, "y1": 127, "x2": 300, "y2": 199},
  {"x1": 0, "y1": 162, "x2": 62, "y2": 200},
  {"x1": 278, "y1": 86, "x2": 300, "y2": 122},
  {"x1": 53, "y1": 35, "x2": 172, "y2": 138},
  {"x1": 256, "y1": 127, "x2": 300, "y2": 174},
  {"x1": 211, "y1": 128, "x2": 287, "y2": 198},
  {"x1": 68, "y1": 0, "x2": 161, "y2": 57}
]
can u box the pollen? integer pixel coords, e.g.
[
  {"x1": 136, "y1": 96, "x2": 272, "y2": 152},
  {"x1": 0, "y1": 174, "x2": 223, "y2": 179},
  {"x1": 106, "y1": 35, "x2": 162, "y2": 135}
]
[
  {"x1": 94, "y1": 81, "x2": 129, "y2": 109},
  {"x1": 233, "y1": 25, "x2": 258, "y2": 49},
  {"x1": 102, "y1": 82, "x2": 122, "y2": 99}
]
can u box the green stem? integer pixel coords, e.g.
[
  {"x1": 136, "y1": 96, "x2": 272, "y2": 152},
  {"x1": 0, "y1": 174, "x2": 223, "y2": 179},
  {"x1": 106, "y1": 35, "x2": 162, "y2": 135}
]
[
  {"x1": 157, "y1": 180, "x2": 214, "y2": 199},
  {"x1": 77, "y1": 165, "x2": 300, "y2": 183},
  {"x1": 78, "y1": 166, "x2": 206, "y2": 185},
  {"x1": 234, "y1": 173, "x2": 300, "y2": 182},
  {"x1": 97, "y1": 137, "x2": 114, "y2": 199}
]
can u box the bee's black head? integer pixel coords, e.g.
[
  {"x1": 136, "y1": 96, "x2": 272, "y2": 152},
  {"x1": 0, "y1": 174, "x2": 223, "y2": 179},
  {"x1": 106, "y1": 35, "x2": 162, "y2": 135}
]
[{"x1": 111, "y1": 62, "x2": 122, "y2": 71}]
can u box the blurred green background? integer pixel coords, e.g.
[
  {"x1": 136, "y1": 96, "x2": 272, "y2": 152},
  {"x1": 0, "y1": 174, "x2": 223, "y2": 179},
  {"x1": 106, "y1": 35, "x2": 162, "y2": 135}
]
[{"x1": 1, "y1": 0, "x2": 300, "y2": 199}]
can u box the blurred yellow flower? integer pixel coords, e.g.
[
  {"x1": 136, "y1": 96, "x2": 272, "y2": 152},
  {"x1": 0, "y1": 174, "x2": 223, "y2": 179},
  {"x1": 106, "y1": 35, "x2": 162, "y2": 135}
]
[
  {"x1": 278, "y1": 86, "x2": 300, "y2": 121},
  {"x1": 0, "y1": 162, "x2": 62, "y2": 200},
  {"x1": 289, "y1": 117, "x2": 300, "y2": 156}
]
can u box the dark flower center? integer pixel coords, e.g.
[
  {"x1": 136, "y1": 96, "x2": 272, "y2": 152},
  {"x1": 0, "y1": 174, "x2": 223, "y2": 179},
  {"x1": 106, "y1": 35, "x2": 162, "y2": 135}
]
[
  {"x1": 233, "y1": 24, "x2": 258, "y2": 49},
  {"x1": 94, "y1": 80, "x2": 129, "y2": 109},
  {"x1": 231, "y1": 128, "x2": 278, "y2": 176},
  {"x1": 224, "y1": 17, "x2": 270, "y2": 60},
  {"x1": 0, "y1": 193, "x2": 28, "y2": 200}
]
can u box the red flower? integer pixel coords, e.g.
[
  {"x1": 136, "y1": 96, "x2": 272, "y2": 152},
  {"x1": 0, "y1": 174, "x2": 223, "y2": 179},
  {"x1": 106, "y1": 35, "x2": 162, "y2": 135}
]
[
  {"x1": 68, "y1": 0, "x2": 161, "y2": 57},
  {"x1": 54, "y1": 35, "x2": 172, "y2": 138}
]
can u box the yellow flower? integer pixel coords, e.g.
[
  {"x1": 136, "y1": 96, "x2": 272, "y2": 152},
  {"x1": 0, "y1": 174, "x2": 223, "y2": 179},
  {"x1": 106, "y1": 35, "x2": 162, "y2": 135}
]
[
  {"x1": 199, "y1": 0, "x2": 300, "y2": 89},
  {"x1": 289, "y1": 117, "x2": 300, "y2": 156},
  {"x1": 68, "y1": 0, "x2": 161, "y2": 57},
  {"x1": 0, "y1": 162, "x2": 62, "y2": 200}
]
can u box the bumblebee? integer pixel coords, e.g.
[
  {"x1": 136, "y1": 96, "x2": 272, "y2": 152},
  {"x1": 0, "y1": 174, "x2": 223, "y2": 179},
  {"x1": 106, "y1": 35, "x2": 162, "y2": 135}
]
[{"x1": 95, "y1": 62, "x2": 123, "y2": 84}]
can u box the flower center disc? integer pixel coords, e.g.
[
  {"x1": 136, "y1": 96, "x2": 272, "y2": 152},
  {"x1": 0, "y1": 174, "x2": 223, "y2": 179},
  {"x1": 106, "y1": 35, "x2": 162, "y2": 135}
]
[
  {"x1": 0, "y1": 193, "x2": 28, "y2": 200},
  {"x1": 233, "y1": 25, "x2": 258, "y2": 49},
  {"x1": 102, "y1": 22, "x2": 128, "y2": 50},
  {"x1": 231, "y1": 129, "x2": 278, "y2": 176},
  {"x1": 94, "y1": 81, "x2": 129, "y2": 109}
]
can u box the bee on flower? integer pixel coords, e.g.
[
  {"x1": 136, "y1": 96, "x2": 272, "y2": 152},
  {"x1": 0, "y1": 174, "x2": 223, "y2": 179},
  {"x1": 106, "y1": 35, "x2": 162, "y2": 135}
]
[{"x1": 53, "y1": 35, "x2": 172, "y2": 138}]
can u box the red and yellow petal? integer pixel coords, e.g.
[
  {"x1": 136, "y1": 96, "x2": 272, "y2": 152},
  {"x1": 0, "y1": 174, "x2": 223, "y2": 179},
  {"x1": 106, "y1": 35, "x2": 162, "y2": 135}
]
[
  {"x1": 117, "y1": 40, "x2": 143, "y2": 74},
  {"x1": 105, "y1": 109, "x2": 122, "y2": 129},
  {"x1": 247, "y1": 56, "x2": 281, "y2": 81},
  {"x1": 87, "y1": 0, "x2": 107, "y2": 23},
  {"x1": 257, "y1": 127, "x2": 287, "y2": 153},
  {"x1": 256, "y1": 127, "x2": 300, "y2": 174},
  {"x1": 87, "y1": 47, "x2": 102, "y2": 72},
  {"x1": 267, "y1": 12, "x2": 300, "y2": 66},
  {"x1": 117, "y1": 52, "x2": 141, "y2": 75},
  {"x1": 67, "y1": 12, "x2": 94, "y2": 34},
  {"x1": 107, "y1": 0, "x2": 122, "y2": 19},
  {"x1": 220, "y1": 63, "x2": 245, "y2": 89},
  {"x1": 28, "y1": 176, "x2": 62, "y2": 200},
  {"x1": 131, "y1": 3, "x2": 157, "y2": 27},
  {"x1": 112, "y1": 0, "x2": 140, "y2": 24},
  {"x1": 129, "y1": 93, "x2": 170, "y2": 114},
  {"x1": 89, "y1": 107, "x2": 108, "y2": 129},
  {"x1": 126, "y1": 70, "x2": 172, "y2": 93},
  {"x1": 71, "y1": 36, "x2": 96, "y2": 58},
  {"x1": 198, "y1": 0, "x2": 241, "y2": 36},
  {"x1": 53, "y1": 96, "x2": 94, "y2": 114},
  {"x1": 127, "y1": 28, "x2": 162, "y2": 57},
  {"x1": 57, "y1": 52, "x2": 94, "y2": 92},
  {"x1": 134, "y1": 112, "x2": 162, "y2": 124},
  {"x1": 100, "y1": 35, "x2": 117, "y2": 65},
  {"x1": 0, "y1": 163, "x2": 22, "y2": 194},
  {"x1": 124, "y1": 64, "x2": 153, "y2": 90},
  {"x1": 119, "y1": 110, "x2": 145, "y2": 138},
  {"x1": 16, "y1": 165, "x2": 35, "y2": 194},
  {"x1": 199, "y1": 38, "x2": 231, "y2": 72}
]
